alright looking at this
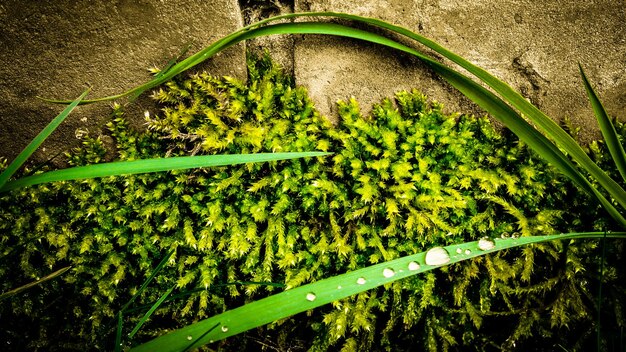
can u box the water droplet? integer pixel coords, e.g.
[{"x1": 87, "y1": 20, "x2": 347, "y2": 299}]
[
  {"x1": 337, "y1": 285, "x2": 342, "y2": 289},
  {"x1": 456, "y1": 248, "x2": 462, "y2": 254},
  {"x1": 306, "y1": 292, "x2": 317, "y2": 301},
  {"x1": 501, "y1": 232, "x2": 510, "y2": 239},
  {"x1": 511, "y1": 232, "x2": 520, "y2": 239},
  {"x1": 221, "y1": 326, "x2": 229, "y2": 333},
  {"x1": 408, "y1": 261, "x2": 420, "y2": 271},
  {"x1": 425, "y1": 247, "x2": 450, "y2": 266},
  {"x1": 187, "y1": 335, "x2": 193, "y2": 341},
  {"x1": 356, "y1": 277, "x2": 366, "y2": 285},
  {"x1": 464, "y1": 249, "x2": 471, "y2": 255},
  {"x1": 382, "y1": 268, "x2": 395, "y2": 278},
  {"x1": 478, "y1": 237, "x2": 496, "y2": 251}
]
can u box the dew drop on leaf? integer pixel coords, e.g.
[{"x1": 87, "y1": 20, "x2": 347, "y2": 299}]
[
  {"x1": 425, "y1": 247, "x2": 450, "y2": 266},
  {"x1": 306, "y1": 292, "x2": 317, "y2": 301},
  {"x1": 465, "y1": 249, "x2": 472, "y2": 255},
  {"x1": 187, "y1": 335, "x2": 193, "y2": 341},
  {"x1": 456, "y1": 248, "x2": 462, "y2": 254},
  {"x1": 382, "y1": 268, "x2": 395, "y2": 278},
  {"x1": 356, "y1": 277, "x2": 366, "y2": 285},
  {"x1": 478, "y1": 237, "x2": 496, "y2": 251},
  {"x1": 408, "y1": 261, "x2": 420, "y2": 271},
  {"x1": 221, "y1": 326, "x2": 229, "y2": 333}
]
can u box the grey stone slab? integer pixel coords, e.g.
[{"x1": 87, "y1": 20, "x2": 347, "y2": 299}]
[
  {"x1": 0, "y1": 0, "x2": 245, "y2": 164},
  {"x1": 294, "y1": 0, "x2": 626, "y2": 143}
]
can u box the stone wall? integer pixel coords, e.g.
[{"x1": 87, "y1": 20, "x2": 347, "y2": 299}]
[{"x1": 1, "y1": 0, "x2": 624, "y2": 164}]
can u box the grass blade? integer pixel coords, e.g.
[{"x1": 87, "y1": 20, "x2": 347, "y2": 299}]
[
  {"x1": 0, "y1": 152, "x2": 332, "y2": 193},
  {"x1": 130, "y1": 231, "x2": 626, "y2": 352},
  {"x1": 127, "y1": 285, "x2": 176, "y2": 339},
  {"x1": 0, "y1": 266, "x2": 71, "y2": 301},
  {"x1": 579, "y1": 64, "x2": 626, "y2": 184},
  {"x1": 0, "y1": 89, "x2": 89, "y2": 189}
]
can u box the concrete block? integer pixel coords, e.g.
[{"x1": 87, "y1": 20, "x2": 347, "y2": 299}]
[{"x1": 0, "y1": 0, "x2": 246, "y2": 164}]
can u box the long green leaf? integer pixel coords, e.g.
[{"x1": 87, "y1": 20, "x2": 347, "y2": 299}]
[
  {"x1": 0, "y1": 266, "x2": 71, "y2": 301},
  {"x1": 579, "y1": 64, "x2": 626, "y2": 184},
  {"x1": 130, "y1": 232, "x2": 626, "y2": 352},
  {"x1": 0, "y1": 89, "x2": 89, "y2": 189},
  {"x1": 127, "y1": 285, "x2": 176, "y2": 339},
  {"x1": 0, "y1": 152, "x2": 331, "y2": 193}
]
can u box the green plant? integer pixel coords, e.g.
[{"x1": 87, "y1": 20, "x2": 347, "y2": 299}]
[
  {"x1": 88, "y1": 12, "x2": 626, "y2": 351},
  {"x1": 3, "y1": 11, "x2": 625, "y2": 352},
  {"x1": 2, "y1": 53, "x2": 624, "y2": 351}
]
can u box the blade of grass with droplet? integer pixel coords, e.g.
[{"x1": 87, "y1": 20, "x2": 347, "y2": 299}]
[
  {"x1": 127, "y1": 285, "x2": 176, "y2": 339},
  {"x1": 579, "y1": 64, "x2": 626, "y2": 184},
  {"x1": 0, "y1": 152, "x2": 332, "y2": 193},
  {"x1": 0, "y1": 89, "x2": 89, "y2": 190},
  {"x1": 0, "y1": 266, "x2": 71, "y2": 301},
  {"x1": 181, "y1": 323, "x2": 220, "y2": 352},
  {"x1": 129, "y1": 231, "x2": 626, "y2": 352}
]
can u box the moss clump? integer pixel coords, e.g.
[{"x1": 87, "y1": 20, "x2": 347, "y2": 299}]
[{"x1": 0, "y1": 54, "x2": 623, "y2": 351}]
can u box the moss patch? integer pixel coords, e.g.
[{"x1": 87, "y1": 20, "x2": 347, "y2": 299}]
[{"x1": 0, "y1": 54, "x2": 623, "y2": 351}]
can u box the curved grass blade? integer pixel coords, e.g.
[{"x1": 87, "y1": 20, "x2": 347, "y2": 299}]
[
  {"x1": 130, "y1": 232, "x2": 626, "y2": 352},
  {"x1": 0, "y1": 89, "x2": 89, "y2": 189},
  {"x1": 0, "y1": 152, "x2": 331, "y2": 193},
  {"x1": 127, "y1": 285, "x2": 176, "y2": 339},
  {"x1": 0, "y1": 266, "x2": 71, "y2": 301},
  {"x1": 579, "y1": 64, "x2": 626, "y2": 184}
]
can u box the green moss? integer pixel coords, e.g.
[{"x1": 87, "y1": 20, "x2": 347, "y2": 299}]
[{"x1": 0, "y1": 54, "x2": 623, "y2": 351}]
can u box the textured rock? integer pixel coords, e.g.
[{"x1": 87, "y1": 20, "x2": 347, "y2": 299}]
[
  {"x1": 294, "y1": 0, "x2": 626, "y2": 142},
  {"x1": 0, "y1": 0, "x2": 245, "y2": 164},
  {"x1": 241, "y1": 0, "x2": 295, "y2": 76}
]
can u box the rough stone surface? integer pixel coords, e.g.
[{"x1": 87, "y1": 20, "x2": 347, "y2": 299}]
[
  {"x1": 242, "y1": 0, "x2": 295, "y2": 76},
  {"x1": 0, "y1": 0, "x2": 245, "y2": 164},
  {"x1": 294, "y1": 0, "x2": 626, "y2": 142}
]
